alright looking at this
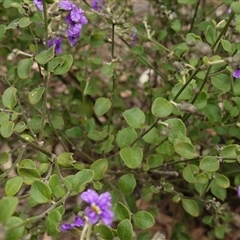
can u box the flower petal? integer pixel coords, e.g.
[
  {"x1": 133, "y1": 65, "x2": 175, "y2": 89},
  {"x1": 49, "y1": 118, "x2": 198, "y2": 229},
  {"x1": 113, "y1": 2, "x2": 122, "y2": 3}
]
[
  {"x1": 101, "y1": 209, "x2": 114, "y2": 226},
  {"x1": 81, "y1": 189, "x2": 98, "y2": 204}
]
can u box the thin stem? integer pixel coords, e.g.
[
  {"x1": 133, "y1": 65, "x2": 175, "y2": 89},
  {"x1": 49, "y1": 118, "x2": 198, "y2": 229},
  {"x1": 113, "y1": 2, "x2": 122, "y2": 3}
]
[
  {"x1": 188, "y1": 0, "x2": 201, "y2": 33},
  {"x1": 15, "y1": 133, "x2": 53, "y2": 158},
  {"x1": 8, "y1": 190, "x2": 71, "y2": 230},
  {"x1": 39, "y1": 0, "x2": 50, "y2": 141},
  {"x1": 182, "y1": 65, "x2": 212, "y2": 121},
  {"x1": 107, "y1": 23, "x2": 116, "y2": 136}
]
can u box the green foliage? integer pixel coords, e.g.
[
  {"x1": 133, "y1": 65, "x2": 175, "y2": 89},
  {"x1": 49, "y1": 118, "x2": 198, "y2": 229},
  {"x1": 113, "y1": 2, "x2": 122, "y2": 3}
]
[{"x1": 0, "y1": 1, "x2": 239, "y2": 239}]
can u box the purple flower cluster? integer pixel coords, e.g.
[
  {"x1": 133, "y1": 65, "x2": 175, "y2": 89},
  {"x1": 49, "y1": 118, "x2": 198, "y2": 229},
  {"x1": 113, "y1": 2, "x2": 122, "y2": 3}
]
[
  {"x1": 34, "y1": 0, "x2": 43, "y2": 11},
  {"x1": 81, "y1": 189, "x2": 114, "y2": 226},
  {"x1": 233, "y1": 70, "x2": 240, "y2": 78},
  {"x1": 238, "y1": 186, "x2": 240, "y2": 198},
  {"x1": 92, "y1": 0, "x2": 105, "y2": 11},
  {"x1": 61, "y1": 189, "x2": 114, "y2": 232},
  {"x1": 33, "y1": 0, "x2": 88, "y2": 53},
  {"x1": 59, "y1": 0, "x2": 88, "y2": 46},
  {"x1": 61, "y1": 216, "x2": 85, "y2": 231},
  {"x1": 48, "y1": 37, "x2": 63, "y2": 54}
]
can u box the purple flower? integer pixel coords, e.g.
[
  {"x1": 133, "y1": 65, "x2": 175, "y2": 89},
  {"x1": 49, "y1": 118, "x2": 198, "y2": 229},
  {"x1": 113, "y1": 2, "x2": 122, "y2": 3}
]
[
  {"x1": 238, "y1": 186, "x2": 240, "y2": 198},
  {"x1": 59, "y1": 0, "x2": 74, "y2": 10},
  {"x1": 233, "y1": 70, "x2": 240, "y2": 78},
  {"x1": 34, "y1": 0, "x2": 43, "y2": 11},
  {"x1": 132, "y1": 29, "x2": 137, "y2": 45},
  {"x1": 61, "y1": 216, "x2": 85, "y2": 231},
  {"x1": 59, "y1": 1, "x2": 87, "y2": 46},
  {"x1": 80, "y1": 189, "x2": 114, "y2": 226},
  {"x1": 92, "y1": 0, "x2": 105, "y2": 11},
  {"x1": 48, "y1": 37, "x2": 63, "y2": 54}
]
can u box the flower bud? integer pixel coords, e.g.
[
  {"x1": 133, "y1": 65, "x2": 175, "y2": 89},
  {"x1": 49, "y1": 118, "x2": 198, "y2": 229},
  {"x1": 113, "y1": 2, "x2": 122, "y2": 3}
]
[
  {"x1": 195, "y1": 42, "x2": 212, "y2": 56},
  {"x1": 177, "y1": 103, "x2": 196, "y2": 113},
  {"x1": 186, "y1": 40, "x2": 196, "y2": 47},
  {"x1": 173, "y1": 61, "x2": 184, "y2": 73}
]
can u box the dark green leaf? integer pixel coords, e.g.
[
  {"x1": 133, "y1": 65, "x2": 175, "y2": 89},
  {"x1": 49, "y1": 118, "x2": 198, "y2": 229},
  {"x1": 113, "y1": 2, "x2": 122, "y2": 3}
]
[
  {"x1": 133, "y1": 211, "x2": 155, "y2": 229},
  {"x1": 181, "y1": 198, "x2": 199, "y2": 217},
  {"x1": 118, "y1": 174, "x2": 136, "y2": 194},
  {"x1": 17, "y1": 58, "x2": 33, "y2": 79},
  {"x1": 120, "y1": 147, "x2": 143, "y2": 169},
  {"x1": 30, "y1": 180, "x2": 52, "y2": 204}
]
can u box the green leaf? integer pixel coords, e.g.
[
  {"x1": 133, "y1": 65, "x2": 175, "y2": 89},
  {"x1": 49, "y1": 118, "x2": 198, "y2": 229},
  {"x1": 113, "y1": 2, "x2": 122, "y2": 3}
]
[
  {"x1": 18, "y1": 167, "x2": 41, "y2": 184},
  {"x1": 116, "y1": 127, "x2": 137, "y2": 149},
  {"x1": 115, "y1": 202, "x2": 131, "y2": 221},
  {"x1": 0, "y1": 152, "x2": 9, "y2": 164},
  {"x1": 18, "y1": 17, "x2": 31, "y2": 28},
  {"x1": 52, "y1": 54, "x2": 73, "y2": 75},
  {"x1": 220, "y1": 39, "x2": 232, "y2": 52},
  {"x1": 72, "y1": 169, "x2": 94, "y2": 193},
  {"x1": 133, "y1": 211, "x2": 155, "y2": 229},
  {"x1": 123, "y1": 108, "x2": 145, "y2": 129},
  {"x1": 90, "y1": 158, "x2": 108, "y2": 180},
  {"x1": 117, "y1": 219, "x2": 133, "y2": 240},
  {"x1": 5, "y1": 177, "x2": 23, "y2": 196},
  {"x1": 233, "y1": 80, "x2": 240, "y2": 96},
  {"x1": 90, "y1": 33, "x2": 106, "y2": 47},
  {"x1": 165, "y1": 118, "x2": 186, "y2": 143},
  {"x1": 30, "y1": 180, "x2": 52, "y2": 204},
  {"x1": 132, "y1": 46, "x2": 144, "y2": 55},
  {"x1": 28, "y1": 87, "x2": 45, "y2": 104},
  {"x1": 0, "y1": 197, "x2": 18, "y2": 224},
  {"x1": 49, "y1": 174, "x2": 66, "y2": 198},
  {"x1": 202, "y1": 103, "x2": 221, "y2": 123},
  {"x1": 221, "y1": 144, "x2": 237, "y2": 162},
  {"x1": 151, "y1": 97, "x2": 173, "y2": 118},
  {"x1": 6, "y1": 217, "x2": 25, "y2": 240},
  {"x1": 28, "y1": 115, "x2": 41, "y2": 130},
  {"x1": 206, "y1": 25, "x2": 218, "y2": 45},
  {"x1": 182, "y1": 164, "x2": 199, "y2": 183},
  {"x1": 51, "y1": 116, "x2": 64, "y2": 129},
  {"x1": 47, "y1": 57, "x2": 64, "y2": 72},
  {"x1": 147, "y1": 154, "x2": 163, "y2": 169},
  {"x1": 172, "y1": 83, "x2": 193, "y2": 100},
  {"x1": 178, "y1": 0, "x2": 196, "y2": 4},
  {"x1": 171, "y1": 19, "x2": 181, "y2": 32},
  {"x1": 174, "y1": 142, "x2": 196, "y2": 159},
  {"x1": 118, "y1": 174, "x2": 136, "y2": 194},
  {"x1": 87, "y1": 129, "x2": 108, "y2": 141},
  {"x1": 181, "y1": 198, "x2": 199, "y2": 217},
  {"x1": 2, "y1": 87, "x2": 17, "y2": 109},
  {"x1": 17, "y1": 58, "x2": 33, "y2": 79},
  {"x1": 231, "y1": 2, "x2": 240, "y2": 14},
  {"x1": 0, "y1": 112, "x2": 8, "y2": 125},
  {"x1": 94, "y1": 97, "x2": 112, "y2": 116},
  {"x1": 1, "y1": 121, "x2": 15, "y2": 138},
  {"x1": 214, "y1": 174, "x2": 230, "y2": 188},
  {"x1": 120, "y1": 147, "x2": 143, "y2": 169},
  {"x1": 199, "y1": 156, "x2": 219, "y2": 172},
  {"x1": 94, "y1": 224, "x2": 114, "y2": 240},
  {"x1": 57, "y1": 152, "x2": 74, "y2": 167},
  {"x1": 0, "y1": 24, "x2": 6, "y2": 40},
  {"x1": 210, "y1": 180, "x2": 227, "y2": 201},
  {"x1": 194, "y1": 91, "x2": 207, "y2": 109},
  {"x1": 196, "y1": 173, "x2": 209, "y2": 184},
  {"x1": 35, "y1": 47, "x2": 55, "y2": 65},
  {"x1": 46, "y1": 210, "x2": 62, "y2": 235},
  {"x1": 101, "y1": 62, "x2": 116, "y2": 78},
  {"x1": 14, "y1": 121, "x2": 26, "y2": 133},
  {"x1": 142, "y1": 127, "x2": 158, "y2": 144},
  {"x1": 211, "y1": 74, "x2": 231, "y2": 92}
]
